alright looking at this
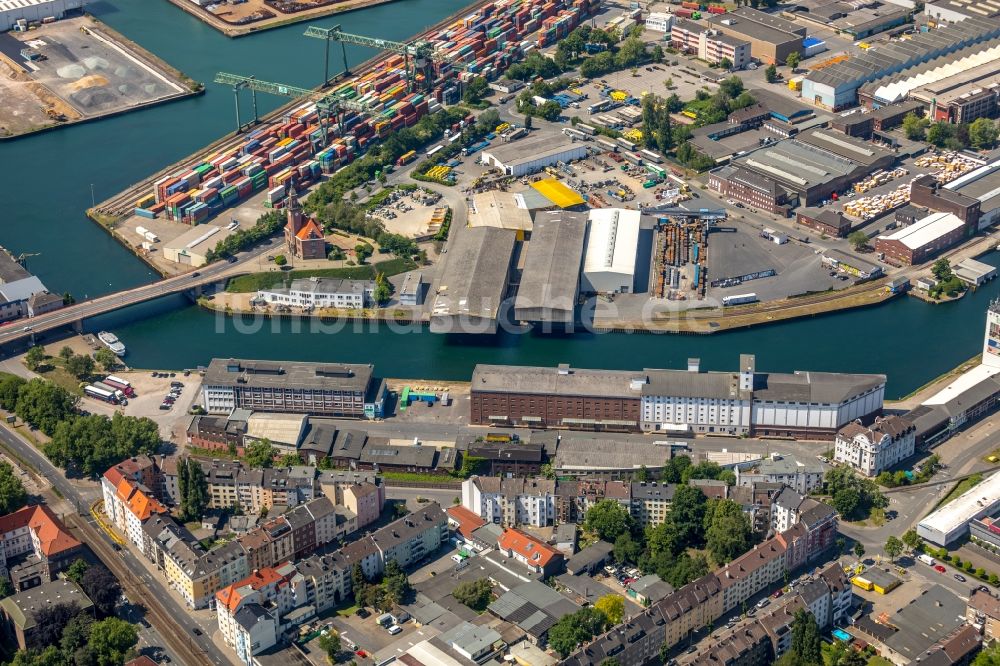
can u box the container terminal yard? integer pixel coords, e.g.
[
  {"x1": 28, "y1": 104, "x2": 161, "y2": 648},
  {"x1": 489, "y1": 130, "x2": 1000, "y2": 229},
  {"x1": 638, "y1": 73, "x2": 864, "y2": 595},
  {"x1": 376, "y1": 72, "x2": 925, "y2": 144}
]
[{"x1": 0, "y1": 15, "x2": 201, "y2": 138}]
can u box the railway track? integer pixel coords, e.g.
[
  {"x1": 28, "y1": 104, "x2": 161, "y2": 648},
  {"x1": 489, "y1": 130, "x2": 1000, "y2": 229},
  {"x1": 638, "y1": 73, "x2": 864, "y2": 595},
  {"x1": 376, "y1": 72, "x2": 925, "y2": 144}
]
[{"x1": 64, "y1": 513, "x2": 215, "y2": 666}]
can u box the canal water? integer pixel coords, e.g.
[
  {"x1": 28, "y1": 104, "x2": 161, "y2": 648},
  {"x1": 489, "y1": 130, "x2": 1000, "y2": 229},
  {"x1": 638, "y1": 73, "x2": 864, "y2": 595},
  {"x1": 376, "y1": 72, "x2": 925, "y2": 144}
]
[{"x1": 2, "y1": 0, "x2": 998, "y2": 395}]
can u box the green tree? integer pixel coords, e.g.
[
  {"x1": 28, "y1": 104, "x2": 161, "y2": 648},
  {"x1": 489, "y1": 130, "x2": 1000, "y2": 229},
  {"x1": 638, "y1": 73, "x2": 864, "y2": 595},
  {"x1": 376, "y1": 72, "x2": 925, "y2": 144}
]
[
  {"x1": 884, "y1": 535, "x2": 903, "y2": 562},
  {"x1": 93, "y1": 348, "x2": 118, "y2": 372},
  {"x1": 25, "y1": 346, "x2": 46, "y2": 371},
  {"x1": 927, "y1": 122, "x2": 953, "y2": 148},
  {"x1": 81, "y1": 565, "x2": 121, "y2": 617},
  {"x1": 548, "y1": 607, "x2": 608, "y2": 658},
  {"x1": 902, "y1": 112, "x2": 929, "y2": 141},
  {"x1": 669, "y1": 485, "x2": 708, "y2": 548},
  {"x1": 463, "y1": 76, "x2": 490, "y2": 104},
  {"x1": 969, "y1": 117, "x2": 999, "y2": 149},
  {"x1": 848, "y1": 230, "x2": 868, "y2": 251},
  {"x1": 373, "y1": 272, "x2": 392, "y2": 306},
  {"x1": 785, "y1": 51, "x2": 801, "y2": 70},
  {"x1": 974, "y1": 641, "x2": 1000, "y2": 666},
  {"x1": 635, "y1": 465, "x2": 649, "y2": 482},
  {"x1": 16, "y1": 379, "x2": 78, "y2": 437},
  {"x1": 274, "y1": 255, "x2": 288, "y2": 266},
  {"x1": 0, "y1": 461, "x2": 27, "y2": 515},
  {"x1": 613, "y1": 532, "x2": 641, "y2": 564},
  {"x1": 523, "y1": 114, "x2": 533, "y2": 130},
  {"x1": 706, "y1": 499, "x2": 752, "y2": 564},
  {"x1": 65, "y1": 558, "x2": 89, "y2": 585},
  {"x1": 765, "y1": 64, "x2": 778, "y2": 83},
  {"x1": 60, "y1": 612, "x2": 95, "y2": 655},
  {"x1": 719, "y1": 57, "x2": 733, "y2": 71},
  {"x1": 790, "y1": 609, "x2": 821, "y2": 666},
  {"x1": 0, "y1": 577, "x2": 13, "y2": 599},
  {"x1": 66, "y1": 354, "x2": 95, "y2": 380},
  {"x1": 902, "y1": 529, "x2": 921, "y2": 552},
  {"x1": 585, "y1": 499, "x2": 633, "y2": 542},
  {"x1": 88, "y1": 617, "x2": 138, "y2": 666},
  {"x1": 594, "y1": 594, "x2": 624, "y2": 625},
  {"x1": 834, "y1": 487, "x2": 861, "y2": 518},
  {"x1": 0, "y1": 374, "x2": 26, "y2": 411},
  {"x1": 452, "y1": 578, "x2": 493, "y2": 612},
  {"x1": 354, "y1": 243, "x2": 374, "y2": 265},
  {"x1": 245, "y1": 439, "x2": 277, "y2": 468},
  {"x1": 931, "y1": 258, "x2": 953, "y2": 281},
  {"x1": 58, "y1": 346, "x2": 74, "y2": 362},
  {"x1": 318, "y1": 631, "x2": 341, "y2": 664},
  {"x1": 853, "y1": 542, "x2": 866, "y2": 559},
  {"x1": 278, "y1": 453, "x2": 302, "y2": 467}
]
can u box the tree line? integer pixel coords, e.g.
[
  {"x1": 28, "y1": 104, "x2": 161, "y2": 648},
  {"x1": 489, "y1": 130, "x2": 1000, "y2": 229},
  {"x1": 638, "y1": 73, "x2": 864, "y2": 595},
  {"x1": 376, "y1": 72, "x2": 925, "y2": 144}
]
[{"x1": 0, "y1": 374, "x2": 160, "y2": 478}]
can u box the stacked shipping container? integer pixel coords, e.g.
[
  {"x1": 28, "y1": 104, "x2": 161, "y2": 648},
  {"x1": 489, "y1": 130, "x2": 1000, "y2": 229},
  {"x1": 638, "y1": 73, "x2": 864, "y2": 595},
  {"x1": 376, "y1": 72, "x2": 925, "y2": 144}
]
[{"x1": 133, "y1": 0, "x2": 601, "y2": 225}]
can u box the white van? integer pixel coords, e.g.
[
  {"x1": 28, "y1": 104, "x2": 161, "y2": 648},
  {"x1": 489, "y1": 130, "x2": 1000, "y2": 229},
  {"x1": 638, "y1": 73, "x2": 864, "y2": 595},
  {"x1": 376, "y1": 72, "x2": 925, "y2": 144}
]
[
  {"x1": 917, "y1": 554, "x2": 936, "y2": 566},
  {"x1": 387, "y1": 625, "x2": 403, "y2": 635}
]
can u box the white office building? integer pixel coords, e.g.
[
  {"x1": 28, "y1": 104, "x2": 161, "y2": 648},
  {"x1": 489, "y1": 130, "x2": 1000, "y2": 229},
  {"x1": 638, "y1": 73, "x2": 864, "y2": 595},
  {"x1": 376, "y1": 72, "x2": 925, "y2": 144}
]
[
  {"x1": 581, "y1": 208, "x2": 642, "y2": 294},
  {"x1": 645, "y1": 11, "x2": 674, "y2": 32},
  {"x1": 256, "y1": 277, "x2": 374, "y2": 309},
  {"x1": 833, "y1": 416, "x2": 916, "y2": 477},
  {"x1": 918, "y1": 470, "x2": 1000, "y2": 545},
  {"x1": 0, "y1": 0, "x2": 84, "y2": 31}
]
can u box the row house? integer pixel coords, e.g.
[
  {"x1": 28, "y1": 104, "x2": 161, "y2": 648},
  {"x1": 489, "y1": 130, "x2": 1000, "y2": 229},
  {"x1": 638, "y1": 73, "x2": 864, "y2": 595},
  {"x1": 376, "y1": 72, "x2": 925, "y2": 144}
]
[
  {"x1": 716, "y1": 539, "x2": 788, "y2": 611},
  {"x1": 101, "y1": 471, "x2": 169, "y2": 550},
  {"x1": 317, "y1": 470, "x2": 384, "y2": 529},
  {"x1": 968, "y1": 589, "x2": 1000, "y2": 643},
  {"x1": 734, "y1": 454, "x2": 826, "y2": 495},
  {"x1": 562, "y1": 574, "x2": 724, "y2": 666}
]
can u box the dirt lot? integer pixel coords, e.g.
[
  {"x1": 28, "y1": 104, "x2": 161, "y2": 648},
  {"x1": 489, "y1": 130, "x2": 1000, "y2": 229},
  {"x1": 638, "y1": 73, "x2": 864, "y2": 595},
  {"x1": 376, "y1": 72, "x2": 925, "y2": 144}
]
[
  {"x1": 172, "y1": 0, "x2": 400, "y2": 36},
  {"x1": 0, "y1": 17, "x2": 191, "y2": 138},
  {"x1": 366, "y1": 187, "x2": 447, "y2": 239}
]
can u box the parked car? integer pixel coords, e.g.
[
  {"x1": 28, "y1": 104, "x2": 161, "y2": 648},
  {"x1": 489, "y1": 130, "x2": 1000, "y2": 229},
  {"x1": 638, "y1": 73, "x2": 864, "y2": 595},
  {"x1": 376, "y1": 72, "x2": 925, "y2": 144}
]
[
  {"x1": 934, "y1": 565, "x2": 947, "y2": 573},
  {"x1": 356, "y1": 608, "x2": 370, "y2": 618},
  {"x1": 954, "y1": 574, "x2": 967, "y2": 582}
]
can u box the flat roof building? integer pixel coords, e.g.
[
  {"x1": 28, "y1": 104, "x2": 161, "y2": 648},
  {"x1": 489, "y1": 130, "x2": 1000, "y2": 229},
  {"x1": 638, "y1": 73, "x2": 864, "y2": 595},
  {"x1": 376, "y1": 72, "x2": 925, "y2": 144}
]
[
  {"x1": 0, "y1": 0, "x2": 84, "y2": 32},
  {"x1": 581, "y1": 208, "x2": 642, "y2": 294},
  {"x1": 714, "y1": 128, "x2": 896, "y2": 207},
  {"x1": 467, "y1": 191, "x2": 533, "y2": 239},
  {"x1": 707, "y1": 8, "x2": 805, "y2": 64},
  {"x1": 822, "y1": 249, "x2": 884, "y2": 279},
  {"x1": 918, "y1": 469, "x2": 1000, "y2": 544},
  {"x1": 876, "y1": 211, "x2": 968, "y2": 265},
  {"x1": 514, "y1": 211, "x2": 588, "y2": 325},
  {"x1": 430, "y1": 227, "x2": 517, "y2": 334},
  {"x1": 954, "y1": 258, "x2": 997, "y2": 286},
  {"x1": 201, "y1": 358, "x2": 385, "y2": 419},
  {"x1": 482, "y1": 137, "x2": 588, "y2": 177},
  {"x1": 163, "y1": 224, "x2": 238, "y2": 268}
]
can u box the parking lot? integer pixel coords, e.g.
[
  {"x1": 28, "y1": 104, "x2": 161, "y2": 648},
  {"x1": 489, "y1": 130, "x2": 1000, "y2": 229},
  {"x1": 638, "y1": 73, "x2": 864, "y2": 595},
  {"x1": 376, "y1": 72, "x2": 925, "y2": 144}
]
[{"x1": 706, "y1": 225, "x2": 843, "y2": 302}]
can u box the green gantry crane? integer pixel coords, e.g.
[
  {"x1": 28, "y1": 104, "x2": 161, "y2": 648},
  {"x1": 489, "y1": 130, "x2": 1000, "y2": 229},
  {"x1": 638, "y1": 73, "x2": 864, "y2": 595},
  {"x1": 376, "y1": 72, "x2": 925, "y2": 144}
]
[
  {"x1": 303, "y1": 24, "x2": 439, "y2": 92},
  {"x1": 214, "y1": 72, "x2": 370, "y2": 140}
]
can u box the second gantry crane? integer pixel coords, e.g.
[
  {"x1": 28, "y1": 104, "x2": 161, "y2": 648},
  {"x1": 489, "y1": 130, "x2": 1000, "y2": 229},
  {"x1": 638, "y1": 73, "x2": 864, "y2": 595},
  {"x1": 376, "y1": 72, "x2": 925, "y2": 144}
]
[{"x1": 303, "y1": 24, "x2": 441, "y2": 92}]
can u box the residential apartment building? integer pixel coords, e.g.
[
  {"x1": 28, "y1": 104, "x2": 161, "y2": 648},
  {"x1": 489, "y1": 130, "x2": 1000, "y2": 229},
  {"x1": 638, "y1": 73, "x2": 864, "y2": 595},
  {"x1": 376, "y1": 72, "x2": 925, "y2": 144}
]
[
  {"x1": 317, "y1": 470, "x2": 384, "y2": 529},
  {"x1": 629, "y1": 482, "x2": 676, "y2": 527},
  {"x1": 101, "y1": 470, "x2": 169, "y2": 550},
  {"x1": 200, "y1": 358, "x2": 386, "y2": 419},
  {"x1": 967, "y1": 589, "x2": 1000, "y2": 643},
  {"x1": 216, "y1": 563, "x2": 308, "y2": 666},
  {"x1": 0, "y1": 505, "x2": 83, "y2": 588},
  {"x1": 834, "y1": 416, "x2": 916, "y2": 477},
  {"x1": 371, "y1": 503, "x2": 448, "y2": 567},
  {"x1": 771, "y1": 488, "x2": 838, "y2": 556},
  {"x1": 717, "y1": 539, "x2": 788, "y2": 611},
  {"x1": 700, "y1": 31, "x2": 752, "y2": 69},
  {"x1": 735, "y1": 454, "x2": 826, "y2": 494}
]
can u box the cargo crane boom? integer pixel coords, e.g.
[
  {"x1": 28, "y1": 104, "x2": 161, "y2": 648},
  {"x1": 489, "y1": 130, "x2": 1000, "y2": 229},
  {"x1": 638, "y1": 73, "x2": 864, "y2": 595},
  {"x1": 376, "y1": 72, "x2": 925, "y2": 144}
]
[
  {"x1": 304, "y1": 24, "x2": 437, "y2": 92},
  {"x1": 214, "y1": 72, "x2": 369, "y2": 140}
]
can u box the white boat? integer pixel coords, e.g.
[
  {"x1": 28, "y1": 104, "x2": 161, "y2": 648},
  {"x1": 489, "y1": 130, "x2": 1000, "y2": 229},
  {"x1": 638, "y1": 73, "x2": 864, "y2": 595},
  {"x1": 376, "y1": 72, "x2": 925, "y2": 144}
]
[{"x1": 97, "y1": 331, "x2": 126, "y2": 357}]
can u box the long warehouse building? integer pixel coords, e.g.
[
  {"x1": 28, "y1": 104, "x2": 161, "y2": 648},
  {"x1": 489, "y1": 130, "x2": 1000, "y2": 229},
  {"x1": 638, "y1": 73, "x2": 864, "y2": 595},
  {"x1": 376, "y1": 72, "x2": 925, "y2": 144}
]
[
  {"x1": 471, "y1": 355, "x2": 886, "y2": 439},
  {"x1": 429, "y1": 226, "x2": 517, "y2": 334},
  {"x1": 0, "y1": 0, "x2": 84, "y2": 31},
  {"x1": 802, "y1": 16, "x2": 1000, "y2": 110},
  {"x1": 514, "y1": 211, "x2": 588, "y2": 325},
  {"x1": 481, "y1": 137, "x2": 588, "y2": 177}
]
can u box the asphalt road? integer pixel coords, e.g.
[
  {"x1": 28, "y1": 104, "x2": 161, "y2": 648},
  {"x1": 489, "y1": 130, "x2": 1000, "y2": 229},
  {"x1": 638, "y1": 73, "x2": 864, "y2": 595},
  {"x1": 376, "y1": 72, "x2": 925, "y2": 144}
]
[
  {"x1": 0, "y1": 237, "x2": 284, "y2": 349},
  {"x1": 0, "y1": 423, "x2": 232, "y2": 666}
]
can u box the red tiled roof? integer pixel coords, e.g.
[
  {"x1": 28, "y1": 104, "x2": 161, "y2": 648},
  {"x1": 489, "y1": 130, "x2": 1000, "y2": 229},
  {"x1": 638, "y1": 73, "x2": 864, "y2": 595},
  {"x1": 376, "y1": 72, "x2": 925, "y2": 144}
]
[
  {"x1": 498, "y1": 528, "x2": 561, "y2": 569},
  {"x1": 103, "y1": 465, "x2": 124, "y2": 488},
  {"x1": 0, "y1": 505, "x2": 81, "y2": 558},
  {"x1": 215, "y1": 566, "x2": 286, "y2": 613},
  {"x1": 446, "y1": 505, "x2": 486, "y2": 539},
  {"x1": 115, "y1": 478, "x2": 167, "y2": 521},
  {"x1": 296, "y1": 220, "x2": 324, "y2": 241}
]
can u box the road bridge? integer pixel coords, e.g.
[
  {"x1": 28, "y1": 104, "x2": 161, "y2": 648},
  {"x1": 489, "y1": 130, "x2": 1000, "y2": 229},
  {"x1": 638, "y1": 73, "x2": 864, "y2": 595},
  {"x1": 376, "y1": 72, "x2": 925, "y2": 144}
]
[{"x1": 0, "y1": 238, "x2": 283, "y2": 349}]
